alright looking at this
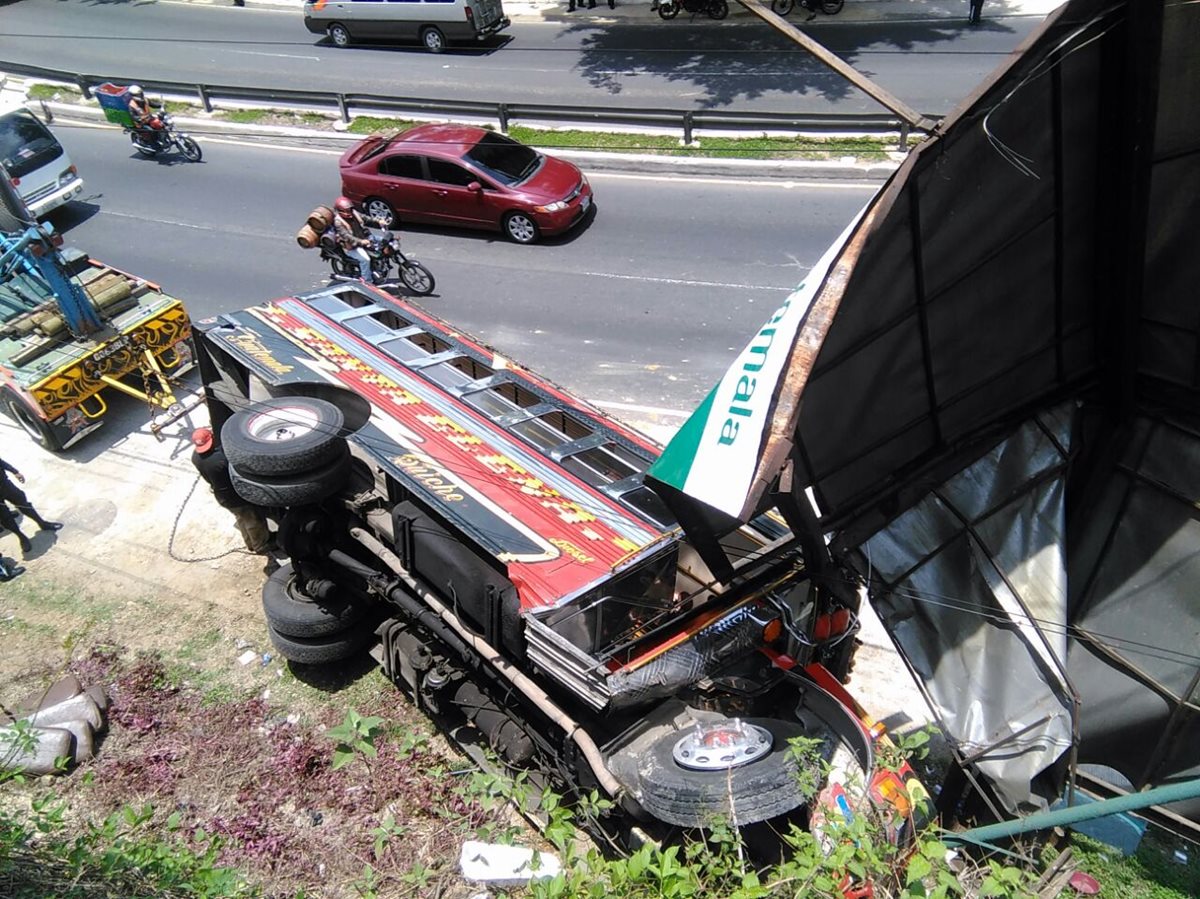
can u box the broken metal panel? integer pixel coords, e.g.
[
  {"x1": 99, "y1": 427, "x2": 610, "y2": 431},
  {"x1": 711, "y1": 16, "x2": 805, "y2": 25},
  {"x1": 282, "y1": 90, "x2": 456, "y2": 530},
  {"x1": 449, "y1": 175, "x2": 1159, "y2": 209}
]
[{"x1": 861, "y1": 409, "x2": 1075, "y2": 813}]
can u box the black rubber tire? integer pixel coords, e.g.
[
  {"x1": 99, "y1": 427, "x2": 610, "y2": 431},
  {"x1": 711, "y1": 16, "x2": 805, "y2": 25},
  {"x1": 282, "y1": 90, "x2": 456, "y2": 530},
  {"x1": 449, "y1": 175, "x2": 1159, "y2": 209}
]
[
  {"x1": 503, "y1": 212, "x2": 539, "y2": 244},
  {"x1": 130, "y1": 132, "x2": 159, "y2": 157},
  {"x1": 330, "y1": 255, "x2": 358, "y2": 278},
  {"x1": 635, "y1": 718, "x2": 812, "y2": 827},
  {"x1": 179, "y1": 136, "x2": 202, "y2": 162},
  {"x1": 421, "y1": 26, "x2": 446, "y2": 52},
  {"x1": 771, "y1": 0, "x2": 794, "y2": 13},
  {"x1": 821, "y1": 0, "x2": 844, "y2": 12},
  {"x1": 267, "y1": 620, "x2": 375, "y2": 666},
  {"x1": 229, "y1": 446, "x2": 351, "y2": 508},
  {"x1": 708, "y1": 0, "x2": 729, "y2": 18},
  {"x1": 221, "y1": 397, "x2": 346, "y2": 477},
  {"x1": 2, "y1": 389, "x2": 63, "y2": 452},
  {"x1": 658, "y1": 3, "x2": 679, "y2": 18},
  {"x1": 262, "y1": 562, "x2": 365, "y2": 638},
  {"x1": 328, "y1": 23, "x2": 352, "y2": 47},
  {"x1": 363, "y1": 197, "x2": 396, "y2": 228},
  {"x1": 399, "y1": 261, "x2": 435, "y2": 296}
]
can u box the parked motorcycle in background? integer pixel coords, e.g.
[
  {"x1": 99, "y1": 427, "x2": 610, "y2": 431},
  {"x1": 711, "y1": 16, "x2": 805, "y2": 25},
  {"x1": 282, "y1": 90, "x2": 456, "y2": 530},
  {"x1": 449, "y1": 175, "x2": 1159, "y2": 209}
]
[
  {"x1": 771, "y1": 0, "x2": 844, "y2": 17},
  {"x1": 128, "y1": 109, "x2": 203, "y2": 163},
  {"x1": 658, "y1": 0, "x2": 728, "y2": 19}
]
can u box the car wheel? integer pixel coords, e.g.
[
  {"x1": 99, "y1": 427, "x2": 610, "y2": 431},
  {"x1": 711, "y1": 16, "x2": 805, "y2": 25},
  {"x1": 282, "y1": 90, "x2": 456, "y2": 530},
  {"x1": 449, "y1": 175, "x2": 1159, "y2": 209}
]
[
  {"x1": 262, "y1": 562, "x2": 366, "y2": 639},
  {"x1": 2, "y1": 389, "x2": 63, "y2": 452},
  {"x1": 267, "y1": 620, "x2": 376, "y2": 666},
  {"x1": 770, "y1": 0, "x2": 794, "y2": 13},
  {"x1": 503, "y1": 212, "x2": 539, "y2": 245},
  {"x1": 328, "y1": 23, "x2": 352, "y2": 48},
  {"x1": 221, "y1": 397, "x2": 346, "y2": 477},
  {"x1": 363, "y1": 197, "x2": 396, "y2": 228},
  {"x1": 229, "y1": 445, "x2": 351, "y2": 508},
  {"x1": 635, "y1": 718, "x2": 813, "y2": 827},
  {"x1": 421, "y1": 26, "x2": 446, "y2": 52}
]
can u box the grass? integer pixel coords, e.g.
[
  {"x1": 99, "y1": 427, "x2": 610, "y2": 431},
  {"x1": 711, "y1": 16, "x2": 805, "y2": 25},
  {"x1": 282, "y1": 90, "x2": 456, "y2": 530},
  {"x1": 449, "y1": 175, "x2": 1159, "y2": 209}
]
[
  {"x1": 27, "y1": 84, "x2": 81, "y2": 102},
  {"x1": 347, "y1": 115, "x2": 898, "y2": 160},
  {"x1": 1067, "y1": 830, "x2": 1200, "y2": 899},
  {"x1": 219, "y1": 108, "x2": 270, "y2": 124}
]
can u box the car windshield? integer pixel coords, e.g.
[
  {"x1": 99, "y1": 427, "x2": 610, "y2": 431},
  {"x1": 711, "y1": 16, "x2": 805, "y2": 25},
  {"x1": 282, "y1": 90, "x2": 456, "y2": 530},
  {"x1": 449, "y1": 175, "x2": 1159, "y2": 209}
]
[
  {"x1": 464, "y1": 132, "x2": 542, "y2": 187},
  {"x1": 0, "y1": 111, "x2": 62, "y2": 180}
]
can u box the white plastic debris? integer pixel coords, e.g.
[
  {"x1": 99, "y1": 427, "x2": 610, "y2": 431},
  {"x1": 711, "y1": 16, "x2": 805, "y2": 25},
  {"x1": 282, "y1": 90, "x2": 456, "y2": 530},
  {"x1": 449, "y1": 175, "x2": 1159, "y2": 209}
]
[
  {"x1": 237, "y1": 650, "x2": 258, "y2": 666},
  {"x1": 459, "y1": 840, "x2": 561, "y2": 886}
]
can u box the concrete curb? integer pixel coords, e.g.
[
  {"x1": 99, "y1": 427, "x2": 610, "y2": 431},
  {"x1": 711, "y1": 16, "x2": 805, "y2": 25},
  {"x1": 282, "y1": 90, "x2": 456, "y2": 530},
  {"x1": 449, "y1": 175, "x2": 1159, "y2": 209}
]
[{"x1": 36, "y1": 96, "x2": 900, "y2": 181}]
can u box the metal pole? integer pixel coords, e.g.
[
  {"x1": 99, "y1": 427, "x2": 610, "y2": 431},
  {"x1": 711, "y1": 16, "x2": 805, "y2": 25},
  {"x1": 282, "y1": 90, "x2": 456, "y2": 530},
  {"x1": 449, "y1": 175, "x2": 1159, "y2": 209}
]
[
  {"x1": 336, "y1": 93, "x2": 349, "y2": 124},
  {"x1": 197, "y1": 85, "x2": 212, "y2": 114},
  {"x1": 497, "y1": 103, "x2": 509, "y2": 133},
  {"x1": 945, "y1": 776, "x2": 1200, "y2": 846}
]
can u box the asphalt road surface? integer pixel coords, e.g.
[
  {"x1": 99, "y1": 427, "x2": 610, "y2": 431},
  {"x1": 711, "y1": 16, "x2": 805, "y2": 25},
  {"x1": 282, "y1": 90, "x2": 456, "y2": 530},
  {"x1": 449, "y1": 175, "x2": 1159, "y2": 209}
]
[
  {"x1": 2, "y1": 0, "x2": 1043, "y2": 117},
  {"x1": 46, "y1": 120, "x2": 877, "y2": 417}
]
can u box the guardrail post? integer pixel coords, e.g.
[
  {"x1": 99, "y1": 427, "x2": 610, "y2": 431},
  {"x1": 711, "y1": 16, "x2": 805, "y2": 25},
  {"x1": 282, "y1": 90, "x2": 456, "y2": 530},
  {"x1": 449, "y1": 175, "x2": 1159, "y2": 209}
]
[
  {"x1": 197, "y1": 85, "x2": 213, "y2": 113},
  {"x1": 683, "y1": 111, "x2": 694, "y2": 146},
  {"x1": 899, "y1": 121, "x2": 910, "y2": 152},
  {"x1": 497, "y1": 103, "x2": 509, "y2": 133},
  {"x1": 76, "y1": 78, "x2": 92, "y2": 100},
  {"x1": 336, "y1": 93, "x2": 349, "y2": 124}
]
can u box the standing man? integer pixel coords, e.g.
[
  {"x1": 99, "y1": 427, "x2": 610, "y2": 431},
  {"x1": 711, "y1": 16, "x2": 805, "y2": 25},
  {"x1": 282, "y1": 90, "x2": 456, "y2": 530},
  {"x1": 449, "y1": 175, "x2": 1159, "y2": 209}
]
[
  {"x1": 189, "y1": 428, "x2": 272, "y2": 555},
  {"x1": 968, "y1": 0, "x2": 984, "y2": 24},
  {"x1": 0, "y1": 457, "x2": 62, "y2": 556}
]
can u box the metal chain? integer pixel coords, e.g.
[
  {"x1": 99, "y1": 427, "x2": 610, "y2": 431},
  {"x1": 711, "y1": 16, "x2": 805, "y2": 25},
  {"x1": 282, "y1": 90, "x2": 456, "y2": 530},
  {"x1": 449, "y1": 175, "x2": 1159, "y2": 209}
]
[{"x1": 167, "y1": 473, "x2": 255, "y2": 563}]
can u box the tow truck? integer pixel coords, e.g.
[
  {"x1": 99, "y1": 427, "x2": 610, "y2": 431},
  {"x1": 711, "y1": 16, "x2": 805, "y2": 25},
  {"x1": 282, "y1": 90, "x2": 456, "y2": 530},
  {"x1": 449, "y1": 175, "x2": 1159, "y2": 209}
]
[{"x1": 0, "y1": 185, "x2": 196, "y2": 450}]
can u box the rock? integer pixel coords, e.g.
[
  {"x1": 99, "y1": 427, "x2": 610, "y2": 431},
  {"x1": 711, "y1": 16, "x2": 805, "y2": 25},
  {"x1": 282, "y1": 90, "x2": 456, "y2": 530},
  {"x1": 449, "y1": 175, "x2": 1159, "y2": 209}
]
[
  {"x1": 2, "y1": 673, "x2": 83, "y2": 722},
  {"x1": 0, "y1": 725, "x2": 74, "y2": 775},
  {"x1": 22, "y1": 693, "x2": 104, "y2": 733}
]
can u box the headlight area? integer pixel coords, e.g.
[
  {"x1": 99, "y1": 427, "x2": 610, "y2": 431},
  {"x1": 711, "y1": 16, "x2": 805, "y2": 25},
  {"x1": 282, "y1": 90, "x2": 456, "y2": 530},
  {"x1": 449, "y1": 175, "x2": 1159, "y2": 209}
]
[{"x1": 534, "y1": 200, "x2": 569, "y2": 214}]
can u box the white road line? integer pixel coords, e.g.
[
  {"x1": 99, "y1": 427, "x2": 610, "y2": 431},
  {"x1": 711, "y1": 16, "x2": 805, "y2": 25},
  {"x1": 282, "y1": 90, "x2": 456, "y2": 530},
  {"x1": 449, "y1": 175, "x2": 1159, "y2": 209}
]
[
  {"x1": 590, "y1": 171, "x2": 884, "y2": 189},
  {"x1": 229, "y1": 50, "x2": 321, "y2": 61},
  {"x1": 574, "y1": 270, "x2": 791, "y2": 291},
  {"x1": 593, "y1": 399, "x2": 690, "y2": 419}
]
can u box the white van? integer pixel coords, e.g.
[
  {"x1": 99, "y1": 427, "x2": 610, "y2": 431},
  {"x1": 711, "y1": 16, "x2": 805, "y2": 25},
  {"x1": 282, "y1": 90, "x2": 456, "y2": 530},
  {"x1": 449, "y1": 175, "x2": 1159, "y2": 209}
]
[
  {"x1": 303, "y1": 0, "x2": 510, "y2": 53},
  {"x1": 0, "y1": 104, "x2": 84, "y2": 220}
]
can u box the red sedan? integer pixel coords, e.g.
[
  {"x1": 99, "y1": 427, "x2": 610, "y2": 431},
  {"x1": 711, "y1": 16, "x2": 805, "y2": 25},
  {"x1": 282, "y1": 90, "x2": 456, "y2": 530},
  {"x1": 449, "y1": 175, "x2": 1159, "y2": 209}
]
[{"x1": 338, "y1": 124, "x2": 593, "y2": 245}]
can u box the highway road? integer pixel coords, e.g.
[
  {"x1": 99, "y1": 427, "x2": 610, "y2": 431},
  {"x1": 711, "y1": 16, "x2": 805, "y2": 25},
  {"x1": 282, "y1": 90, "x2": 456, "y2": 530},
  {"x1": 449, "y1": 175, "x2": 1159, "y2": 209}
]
[
  {"x1": 47, "y1": 121, "x2": 877, "y2": 418},
  {"x1": 1, "y1": 0, "x2": 1045, "y2": 117}
]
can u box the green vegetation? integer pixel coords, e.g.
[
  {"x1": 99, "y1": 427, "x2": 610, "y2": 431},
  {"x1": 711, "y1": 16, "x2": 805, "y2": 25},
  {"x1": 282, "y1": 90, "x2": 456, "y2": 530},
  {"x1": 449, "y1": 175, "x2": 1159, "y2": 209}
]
[
  {"x1": 348, "y1": 115, "x2": 897, "y2": 160},
  {"x1": 219, "y1": 108, "x2": 270, "y2": 125},
  {"x1": 27, "y1": 84, "x2": 81, "y2": 102},
  {"x1": 1064, "y1": 831, "x2": 1199, "y2": 899}
]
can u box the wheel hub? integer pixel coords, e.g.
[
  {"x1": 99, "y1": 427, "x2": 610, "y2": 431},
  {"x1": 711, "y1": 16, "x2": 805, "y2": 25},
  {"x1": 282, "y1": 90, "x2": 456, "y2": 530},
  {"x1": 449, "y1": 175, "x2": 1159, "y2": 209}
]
[{"x1": 671, "y1": 719, "x2": 773, "y2": 771}]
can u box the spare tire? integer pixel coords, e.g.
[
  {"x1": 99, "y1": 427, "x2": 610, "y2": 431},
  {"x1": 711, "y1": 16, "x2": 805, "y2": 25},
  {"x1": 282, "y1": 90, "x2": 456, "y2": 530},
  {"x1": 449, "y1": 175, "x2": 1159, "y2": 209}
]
[
  {"x1": 267, "y1": 620, "x2": 376, "y2": 666},
  {"x1": 262, "y1": 562, "x2": 365, "y2": 639},
  {"x1": 222, "y1": 397, "x2": 345, "y2": 477},
  {"x1": 229, "y1": 445, "x2": 351, "y2": 507}
]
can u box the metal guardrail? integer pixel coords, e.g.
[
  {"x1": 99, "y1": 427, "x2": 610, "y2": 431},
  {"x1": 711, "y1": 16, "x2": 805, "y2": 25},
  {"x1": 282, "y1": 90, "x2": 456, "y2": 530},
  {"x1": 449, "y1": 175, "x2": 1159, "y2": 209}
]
[{"x1": 2, "y1": 59, "x2": 929, "y2": 149}]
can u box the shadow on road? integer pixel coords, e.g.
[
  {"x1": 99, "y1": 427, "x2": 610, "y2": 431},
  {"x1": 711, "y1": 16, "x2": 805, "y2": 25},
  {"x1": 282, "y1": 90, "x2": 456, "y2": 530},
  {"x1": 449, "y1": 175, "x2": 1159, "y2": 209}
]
[{"x1": 562, "y1": 16, "x2": 1019, "y2": 111}]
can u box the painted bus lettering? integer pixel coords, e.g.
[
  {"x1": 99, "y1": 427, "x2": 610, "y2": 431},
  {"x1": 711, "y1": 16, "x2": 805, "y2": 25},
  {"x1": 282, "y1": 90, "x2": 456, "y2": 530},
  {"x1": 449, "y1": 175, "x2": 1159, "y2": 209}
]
[{"x1": 718, "y1": 299, "x2": 790, "y2": 447}]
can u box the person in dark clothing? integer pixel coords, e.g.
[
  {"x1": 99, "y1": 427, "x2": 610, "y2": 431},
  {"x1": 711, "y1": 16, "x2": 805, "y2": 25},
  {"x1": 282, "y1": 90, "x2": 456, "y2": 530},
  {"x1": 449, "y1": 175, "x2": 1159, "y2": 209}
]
[
  {"x1": 190, "y1": 428, "x2": 272, "y2": 554},
  {"x1": 0, "y1": 457, "x2": 62, "y2": 556},
  {"x1": 968, "y1": 0, "x2": 984, "y2": 24}
]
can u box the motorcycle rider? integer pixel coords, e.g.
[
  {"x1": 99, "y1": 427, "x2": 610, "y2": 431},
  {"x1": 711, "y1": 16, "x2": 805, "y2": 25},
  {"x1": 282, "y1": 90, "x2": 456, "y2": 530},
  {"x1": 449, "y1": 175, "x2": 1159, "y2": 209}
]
[
  {"x1": 332, "y1": 196, "x2": 387, "y2": 284},
  {"x1": 127, "y1": 85, "x2": 161, "y2": 148}
]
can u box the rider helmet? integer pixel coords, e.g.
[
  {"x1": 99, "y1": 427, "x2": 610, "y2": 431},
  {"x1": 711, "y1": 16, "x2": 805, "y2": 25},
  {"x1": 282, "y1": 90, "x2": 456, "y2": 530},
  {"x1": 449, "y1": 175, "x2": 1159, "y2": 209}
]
[
  {"x1": 334, "y1": 196, "x2": 355, "y2": 215},
  {"x1": 128, "y1": 84, "x2": 145, "y2": 99}
]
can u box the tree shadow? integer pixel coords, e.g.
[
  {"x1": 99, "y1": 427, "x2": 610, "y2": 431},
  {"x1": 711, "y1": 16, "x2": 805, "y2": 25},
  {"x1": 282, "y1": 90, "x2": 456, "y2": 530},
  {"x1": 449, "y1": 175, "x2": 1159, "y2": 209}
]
[{"x1": 560, "y1": 10, "x2": 1026, "y2": 113}]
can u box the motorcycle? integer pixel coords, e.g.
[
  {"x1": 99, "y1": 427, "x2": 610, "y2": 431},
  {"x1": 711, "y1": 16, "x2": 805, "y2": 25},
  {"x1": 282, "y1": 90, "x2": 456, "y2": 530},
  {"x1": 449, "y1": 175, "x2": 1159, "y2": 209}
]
[
  {"x1": 128, "y1": 110, "x2": 203, "y2": 162},
  {"x1": 658, "y1": 0, "x2": 728, "y2": 19},
  {"x1": 770, "y1": 0, "x2": 844, "y2": 17},
  {"x1": 320, "y1": 230, "x2": 436, "y2": 297}
]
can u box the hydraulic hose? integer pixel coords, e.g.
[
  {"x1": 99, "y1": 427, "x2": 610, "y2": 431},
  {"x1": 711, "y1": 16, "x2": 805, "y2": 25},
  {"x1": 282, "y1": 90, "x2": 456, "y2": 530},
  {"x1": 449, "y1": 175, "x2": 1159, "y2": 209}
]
[{"x1": 348, "y1": 526, "x2": 624, "y2": 798}]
